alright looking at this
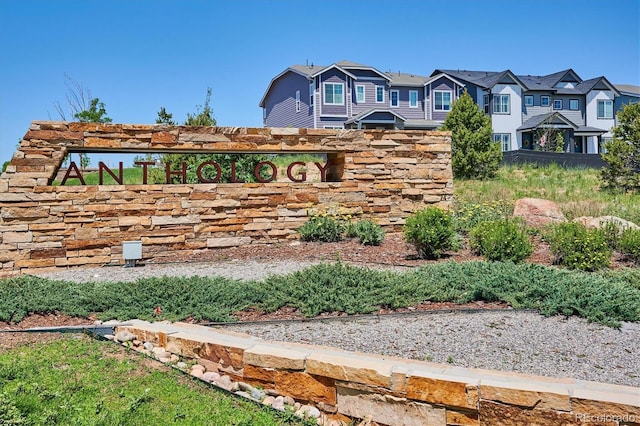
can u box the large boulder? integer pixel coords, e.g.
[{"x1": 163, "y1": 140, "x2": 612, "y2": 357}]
[
  {"x1": 573, "y1": 216, "x2": 640, "y2": 231},
  {"x1": 513, "y1": 198, "x2": 566, "y2": 228}
]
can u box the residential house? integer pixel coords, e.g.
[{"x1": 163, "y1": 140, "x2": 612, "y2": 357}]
[
  {"x1": 434, "y1": 68, "x2": 621, "y2": 153},
  {"x1": 259, "y1": 60, "x2": 464, "y2": 131},
  {"x1": 260, "y1": 61, "x2": 636, "y2": 154}
]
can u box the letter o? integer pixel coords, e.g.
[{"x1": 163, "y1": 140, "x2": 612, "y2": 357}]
[
  {"x1": 254, "y1": 161, "x2": 277, "y2": 183},
  {"x1": 196, "y1": 161, "x2": 222, "y2": 183}
]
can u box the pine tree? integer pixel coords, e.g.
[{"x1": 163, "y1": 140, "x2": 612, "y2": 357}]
[
  {"x1": 601, "y1": 102, "x2": 640, "y2": 193},
  {"x1": 441, "y1": 90, "x2": 502, "y2": 179}
]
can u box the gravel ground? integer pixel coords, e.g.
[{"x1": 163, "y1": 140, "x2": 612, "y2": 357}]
[{"x1": 34, "y1": 261, "x2": 640, "y2": 388}]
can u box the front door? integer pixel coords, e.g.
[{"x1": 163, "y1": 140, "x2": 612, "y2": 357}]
[
  {"x1": 522, "y1": 133, "x2": 533, "y2": 150},
  {"x1": 574, "y1": 136, "x2": 583, "y2": 153}
]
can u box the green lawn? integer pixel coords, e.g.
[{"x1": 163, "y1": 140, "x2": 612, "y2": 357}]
[{"x1": 0, "y1": 334, "x2": 313, "y2": 425}]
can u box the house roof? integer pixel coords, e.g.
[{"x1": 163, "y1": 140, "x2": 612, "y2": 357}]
[
  {"x1": 403, "y1": 119, "x2": 441, "y2": 129},
  {"x1": 433, "y1": 69, "x2": 526, "y2": 90},
  {"x1": 344, "y1": 108, "x2": 406, "y2": 125},
  {"x1": 615, "y1": 84, "x2": 640, "y2": 96},
  {"x1": 517, "y1": 112, "x2": 577, "y2": 131}
]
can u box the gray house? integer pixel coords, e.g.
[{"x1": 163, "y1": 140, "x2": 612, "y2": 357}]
[
  {"x1": 261, "y1": 61, "x2": 637, "y2": 154},
  {"x1": 433, "y1": 68, "x2": 622, "y2": 153},
  {"x1": 259, "y1": 60, "x2": 464, "y2": 130}
]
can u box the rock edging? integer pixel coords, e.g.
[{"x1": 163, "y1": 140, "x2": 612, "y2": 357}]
[{"x1": 113, "y1": 320, "x2": 640, "y2": 426}]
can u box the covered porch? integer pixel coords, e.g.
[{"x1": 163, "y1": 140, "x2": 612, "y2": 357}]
[{"x1": 517, "y1": 112, "x2": 607, "y2": 154}]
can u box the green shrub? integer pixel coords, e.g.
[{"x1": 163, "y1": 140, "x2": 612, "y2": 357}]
[
  {"x1": 404, "y1": 207, "x2": 458, "y2": 259},
  {"x1": 453, "y1": 201, "x2": 511, "y2": 233},
  {"x1": 618, "y1": 228, "x2": 640, "y2": 263},
  {"x1": 545, "y1": 223, "x2": 612, "y2": 271},
  {"x1": 469, "y1": 218, "x2": 533, "y2": 263},
  {"x1": 347, "y1": 220, "x2": 385, "y2": 246},
  {"x1": 298, "y1": 216, "x2": 345, "y2": 242}
]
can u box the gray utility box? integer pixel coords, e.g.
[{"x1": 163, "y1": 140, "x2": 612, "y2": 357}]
[{"x1": 122, "y1": 240, "x2": 142, "y2": 267}]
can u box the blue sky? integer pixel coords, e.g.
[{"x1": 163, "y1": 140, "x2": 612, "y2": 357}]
[{"x1": 1, "y1": 0, "x2": 639, "y2": 167}]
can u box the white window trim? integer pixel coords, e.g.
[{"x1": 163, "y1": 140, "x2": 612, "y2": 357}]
[
  {"x1": 493, "y1": 94, "x2": 510, "y2": 114},
  {"x1": 375, "y1": 85, "x2": 385, "y2": 103},
  {"x1": 553, "y1": 99, "x2": 562, "y2": 110},
  {"x1": 597, "y1": 100, "x2": 613, "y2": 119},
  {"x1": 493, "y1": 133, "x2": 511, "y2": 151},
  {"x1": 295, "y1": 90, "x2": 301, "y2": 113},
  {"x1": 323, "y1": 125, "x2": 344, "y2": 129},
  {"x1": 434, "y1": 90, "x2": 452, "y2": 111},
  {"x1": 323, "y1": 82, "x2": 345, "y2": 105},
  {"x1": 309, "y1": 82, "x2": 314, "y2": 106},
  {"x1": 355, "y1": 85, "x2": 365, "y2": 103},
  {"x1": 541, "y1": 95, "x2": 550, "y2": 107},
  {"x1": 569, "y1": 99, "x2": 579, "y2": 110},
  {"x1": 409, "y1": 90, "x2": 418, "y2": 108},
  {"x1": 390, "y1": 90, "x2": 399, "y2": 107},
  {"x1": 524, "y1": 95, "x2": 534, "y2": 107}
]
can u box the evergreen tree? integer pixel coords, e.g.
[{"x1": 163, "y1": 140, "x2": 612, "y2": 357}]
[
  {"x1": 601, "y1": 102, "x2": 640, "y2": 193},
  {"x1": 441, "y1": 90, "x2": 501, "y2": 179}
]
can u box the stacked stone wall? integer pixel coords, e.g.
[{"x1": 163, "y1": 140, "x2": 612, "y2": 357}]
[
  {"x1": 0, "y1": 122, "x2": 452, "y2": 275},
  {"x1": 116, "y1": 320, "x2": 640, "y2": 426}
]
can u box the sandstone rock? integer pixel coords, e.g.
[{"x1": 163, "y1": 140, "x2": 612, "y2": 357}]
[
  {"x1": 272, "y1": 396, "x2": 286, "y2": 411},
  {"x1": 202, "y1": 371, "x2": 220, "y2": 383},
  {"x1": 115, "y1": 330, "x2": 136, "y2": 342},
  {"x1": 262, "y1": 395, "x2": 276, "y2": 406},
  {"x1": 143, "y1": 342, "x2": 154, "y2": 351},
  {"x1": 513, "y1": 198, "x2": 566, "y2": 228},
  {"x1": 573, "y1": 215, "x2": 639, "y2": 231}
]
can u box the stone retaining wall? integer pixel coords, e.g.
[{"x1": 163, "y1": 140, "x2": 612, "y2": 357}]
[
  {"x1": 116, "y1": 320, "x2": 640, "y2": 426},
  {"x1": 0, "y1": 122, "x2": 452, "y2": 275}
]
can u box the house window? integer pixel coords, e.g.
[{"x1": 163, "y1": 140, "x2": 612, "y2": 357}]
[
  {"x1": 493, "y1": 133, "x2": 511, "y2": 152},
  {"x1": 600, "y1": 137, "x2": 612, "y2": 153},
  {"x1": 597, "y1": 100, "x2": 613, "y2": 119},
  {"x1": 295, "y1": 90, "x2": 301, "y2": 113},
  {"x1": 323, "y1": 83, "x2": 344, "y2": 105},
  {"x1": 434, "y1": 91, "x2": 452, "y2": 111},
  {"x1": 409, "y1": 90, "x2": 418, "y2": 108},
  {"x1": 541, "y1": 96, "x2": 550, "y2": 107},
  {"x1": 553, "y1": 99, "x2": 562, "y2": 110},
  {"x1": 493, "y1": 94, "x2": 510, "y2": 114},
  {"x1": 376, "y1": 86, "x2": 384, "y2": 103},
  {"x1": 309, "y1": 82, "x2": 314, "y2": 106},
  {"x1": 569, "y1": 99, "x2": 579, "y2": 110},
  {"x1": 390, "y1": 90, "x2": 399, "y2": 107},
  {"x1": 323, "y1": 125, "x2": 344, "y2": 129},
  {"x1": 524, "y1": 95, "x2": 534, "y2": 107},
  {"x1": 483, "y1": 94, "x2": 489, "y2": 114},
  {"x1": 356, "y1": 85, "x2": 365, "y2": 103}
]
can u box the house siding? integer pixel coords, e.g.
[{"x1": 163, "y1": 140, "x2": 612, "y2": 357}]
[
  {"x1": 264, "y1": 71, "x2": 314, "y2": 128},
  {"x1": 430, "y1": 78, "x2": 457, "y2": 121},
  {"x1": 552, "y1": 95, "x2": 584, "y2": 126},
  {"x1": 522, "y1": 92, "x2": 553, "y2": 122},
  {"x1": 491, "y1": 84, "x2": 522, "y2": 150},
  {"x1": 319, "y1": 70, "x2": 348, "y2": 117},
  {"x1": 388, "y1": 86, "x2": 425, "y2": 119},
  {"x1": 351, "y1": 78, "x2": 389, "y2": 116},
  {"x1": 586, "y1": 89, "x2": 615, "y2": 153}
]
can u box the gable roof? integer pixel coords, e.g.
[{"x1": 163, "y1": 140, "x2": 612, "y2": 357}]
[
  {"x1": 517, "y1": 112, "x2": 577, "y2": 131},
  {"x1": 433, "y1": 69, "x2": 526, "y2": 90},
  {"x1": 344, "y1": 108, "x2": 406, "y2": 125},
  {"x1": 423, "y1": 73, "x2": 466, "y2": 88}
]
